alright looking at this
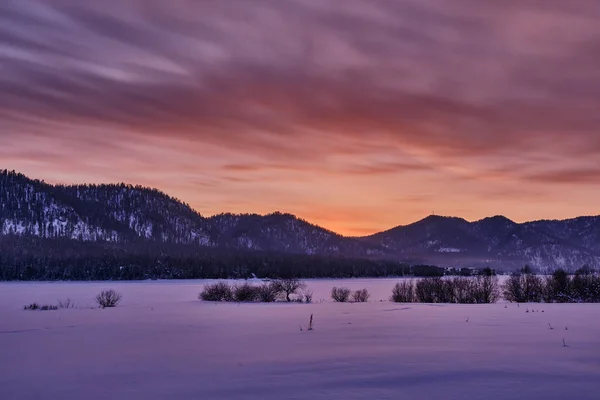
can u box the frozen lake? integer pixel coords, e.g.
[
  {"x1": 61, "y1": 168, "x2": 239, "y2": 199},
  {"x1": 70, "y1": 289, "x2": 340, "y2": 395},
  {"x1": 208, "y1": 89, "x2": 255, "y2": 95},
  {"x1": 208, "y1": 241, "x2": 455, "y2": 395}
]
[{"x1": 1, "y1": 279, "x2": 599, "y2": 399}]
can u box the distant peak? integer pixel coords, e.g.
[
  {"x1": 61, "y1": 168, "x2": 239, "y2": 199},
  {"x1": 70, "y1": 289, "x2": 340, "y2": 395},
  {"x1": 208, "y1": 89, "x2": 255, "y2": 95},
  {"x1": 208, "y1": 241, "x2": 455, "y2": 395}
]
[
  {"x1": 212, "y1": 211, "x2": 298, "y2": 220},
  {"x1": 266, "y1": 211, "x2": 296, "y2": 218},
  {"x1": 477, "y1": 215, "x2": 516, "y2": 224},
  {"x1": 419, "y1": 214, "x2": 467, "y2": 223}
]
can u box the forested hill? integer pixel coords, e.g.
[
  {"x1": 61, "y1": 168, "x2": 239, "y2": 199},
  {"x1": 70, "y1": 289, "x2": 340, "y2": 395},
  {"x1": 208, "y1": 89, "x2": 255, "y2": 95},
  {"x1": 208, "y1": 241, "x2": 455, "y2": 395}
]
[
  {"x1": 1, "y1": 170, "x2": 379, "y2": 254},
  {"x1": 0, "y1": 170, "x2": 212, "y2": 245}
]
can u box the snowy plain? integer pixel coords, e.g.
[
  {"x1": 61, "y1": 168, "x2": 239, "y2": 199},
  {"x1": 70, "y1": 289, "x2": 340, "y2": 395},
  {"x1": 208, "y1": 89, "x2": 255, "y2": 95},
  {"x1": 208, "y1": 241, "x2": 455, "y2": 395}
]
[{"x1": 1, "y1": 279, "x2": 599, "y2": 400}]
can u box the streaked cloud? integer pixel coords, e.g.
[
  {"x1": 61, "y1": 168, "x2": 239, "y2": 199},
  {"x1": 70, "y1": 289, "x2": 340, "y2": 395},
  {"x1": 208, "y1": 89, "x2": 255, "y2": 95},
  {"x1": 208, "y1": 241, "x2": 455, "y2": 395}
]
[
  {"x1": 524, "y1": 167, "x2": 600, "y2": 184},
  {"x1": 1, "y1": 0, "x2": 599, "y2": 234}
]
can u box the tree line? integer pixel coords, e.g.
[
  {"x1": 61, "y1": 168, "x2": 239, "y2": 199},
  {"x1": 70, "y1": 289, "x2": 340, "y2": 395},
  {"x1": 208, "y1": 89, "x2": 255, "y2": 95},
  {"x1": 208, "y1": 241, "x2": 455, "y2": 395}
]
[
  {"x1": 0, "y1": 235, "x2": 504, "y2": 281},
  {"x1": 0, "y1": 236, "x2": 417, "y2": 280}
]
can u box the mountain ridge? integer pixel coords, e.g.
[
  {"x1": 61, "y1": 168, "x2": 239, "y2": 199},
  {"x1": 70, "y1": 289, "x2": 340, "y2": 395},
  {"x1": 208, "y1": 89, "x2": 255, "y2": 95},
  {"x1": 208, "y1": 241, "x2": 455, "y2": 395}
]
[{"x1": 1, "y1": 169, "x2": 599, "y2": 271}]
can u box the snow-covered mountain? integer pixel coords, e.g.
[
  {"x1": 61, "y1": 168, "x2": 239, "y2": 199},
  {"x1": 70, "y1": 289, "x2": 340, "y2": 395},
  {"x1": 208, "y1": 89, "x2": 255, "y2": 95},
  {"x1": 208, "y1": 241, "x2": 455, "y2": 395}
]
[
  {"x1": 1, "y1": 170, "x2": 599, "y2": 270},
  {"x1": 362, "y1": 215, "x2": 600, "y2": 270},
  {"x1": 0, "y1": 170, "x2": 378, "y2": 257},
  {"x1": 0, "y1": 170, "x2": 212, "y2": 245}
]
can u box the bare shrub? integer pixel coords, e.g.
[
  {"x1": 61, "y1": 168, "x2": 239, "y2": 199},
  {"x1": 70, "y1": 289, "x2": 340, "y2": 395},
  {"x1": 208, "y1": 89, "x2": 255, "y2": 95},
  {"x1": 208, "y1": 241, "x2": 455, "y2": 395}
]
[
  {"x1": 302, "y1": 290, "x2": 314, "y2": 303},
  {"x1": 275, "y1": 278, "x2": 306, "y2": 302},
  {"x1": 292, "y1": 289, "x2": 314, "y2": 303},
  {"x1": 503, "y1": 275, "x2": 526, "y2": 303},
  {"x1": 538, "y1": 269, "x2": 600, "y2": 303},
  {"x1": 232, "y1": 283, "x2": 259, "y2": 302},
  {"x1": 524, "y1": 274, "x2": 545, "y2": 302},
  {"x1": 543, "y1": 269, "x2": 572, "y2": 303},
  {"x1": 391, "y1": 277, "x2": 499, "y2": 304},
  {"x1": 331, "y1": 286, "x2": 351, "y2": 302},
  {"x1": 571, "y1": 271, "x2": 600, "y2": 302},
  {"x1": 391, "y1": 280, "x2": 415, "y2": 303},
  {"x1": 199, "y1": 280, "x2": 312, "y2": 303},
  {"x1": 57, "y1": 298, "x2": 75, "y2": 309},
  {"x1": 24, "y1": 303, "x2": 58, "y2": 311},
  {"x1": 256, "y1": 282, "x2": 282, "y2": 302},
  {"x1": 352, "y1": 288, "x2": 370, "y2": 302},
  {"x1": 95, "y1": 289, "x2": 123, "y2": 308},
  {"x1": 450, "y1": 277, "x2": 476, "y2": 304},
  {"x1": 199, "y1": 282, "x2": 233, "y2": 302},
  {"x1": 503, "y1": 274, "x2": 544, "y2": 303},
  {"x1": 473, "y1": 275, "x2": 500, "y2": 304},
  {"x1": 416, "y1": 277, "x2": 453, "y2": 303}
]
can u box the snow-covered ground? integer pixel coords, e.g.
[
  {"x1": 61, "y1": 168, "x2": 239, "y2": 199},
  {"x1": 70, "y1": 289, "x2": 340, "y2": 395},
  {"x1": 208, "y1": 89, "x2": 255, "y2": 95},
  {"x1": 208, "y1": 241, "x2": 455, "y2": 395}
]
[{"x1": 1, "y1": 279, "x2": 599, "y2": 400}]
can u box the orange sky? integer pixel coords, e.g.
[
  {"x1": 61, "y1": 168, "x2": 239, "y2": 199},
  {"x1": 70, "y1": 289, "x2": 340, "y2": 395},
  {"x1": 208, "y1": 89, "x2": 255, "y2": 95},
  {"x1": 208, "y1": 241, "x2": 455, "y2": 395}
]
[{"x1": 1, "y1": 0, "x2": 599, "y2": 235}]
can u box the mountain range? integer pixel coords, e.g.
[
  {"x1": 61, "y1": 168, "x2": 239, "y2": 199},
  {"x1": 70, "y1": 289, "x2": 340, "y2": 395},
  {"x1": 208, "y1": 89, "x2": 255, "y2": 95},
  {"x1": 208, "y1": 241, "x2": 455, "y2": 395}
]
[{"x1": 1, "y1": 169, "x2": 599, "y2": 271}]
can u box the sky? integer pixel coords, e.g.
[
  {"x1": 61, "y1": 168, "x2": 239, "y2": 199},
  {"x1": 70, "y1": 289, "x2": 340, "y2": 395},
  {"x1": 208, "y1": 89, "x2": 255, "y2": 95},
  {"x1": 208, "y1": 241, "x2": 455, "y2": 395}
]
[{"x1": 1, "y1": 0, "x2": 600, "y2": 236}]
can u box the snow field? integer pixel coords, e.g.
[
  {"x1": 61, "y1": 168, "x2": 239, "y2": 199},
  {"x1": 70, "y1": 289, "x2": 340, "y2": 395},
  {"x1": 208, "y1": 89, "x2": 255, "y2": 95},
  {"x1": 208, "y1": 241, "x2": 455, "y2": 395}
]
[{"x1": 1, "y1": 279, "x2": 599, "y2": 400}]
